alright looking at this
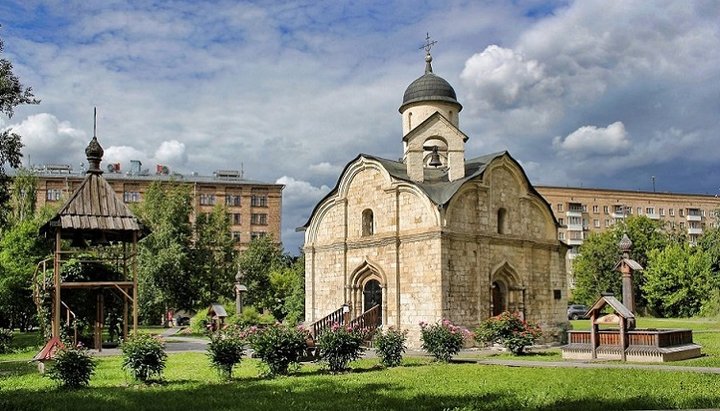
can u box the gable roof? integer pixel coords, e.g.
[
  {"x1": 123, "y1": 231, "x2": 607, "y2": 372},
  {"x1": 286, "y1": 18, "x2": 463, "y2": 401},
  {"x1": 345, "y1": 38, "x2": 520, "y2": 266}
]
[
  {"x1": 300, "y1": 150, "x2": 556, "y2": 230},
  {"x1": 402, "y1": 111, "x2": 469, "y2": 143},
  {"x1": 588, "y1": 294, "x2": 635, "y2": 319}
]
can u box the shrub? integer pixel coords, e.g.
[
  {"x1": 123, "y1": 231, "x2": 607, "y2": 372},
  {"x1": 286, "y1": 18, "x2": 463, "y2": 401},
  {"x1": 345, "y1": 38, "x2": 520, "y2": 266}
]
[
  {"x1": 232, "y1": 306, "x2": 277, "y2": 328},
  {"x1": 317, "y1": 323, "x2": 366, "y2": 373},
  {"x1": 47, "y1": 345, "x2": 96, "y2": 388},
  {"x1": 0, "y1": 328, "x2": 12, "y2": 354},
  {"x1": 474, "y1": 311, "x2": 542, "y2": 355},
  {"x1": 121, "y1": 334, "x2": 167, "y2": 383},
  {"x1": 373, "y1": 327, "x2": 407, "y2": 367},
  {"x1": 207, "y1": 329, "x2": 245, "y2": 379},
  {"x1": 419, "y1": 319, "x2": 469, "y2": 362},
  {"x1": 247, "y1": 324, "x2": 308, "y2": 376}
]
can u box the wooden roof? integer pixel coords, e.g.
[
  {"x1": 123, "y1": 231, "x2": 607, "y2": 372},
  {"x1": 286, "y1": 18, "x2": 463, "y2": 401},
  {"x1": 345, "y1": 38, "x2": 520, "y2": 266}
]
[
  {"x1": 40, "y1": 136, "x2": 148, "y2": 242},
  {"x1": 587, "y1": 294, "x2": 635, "y2": 319}
]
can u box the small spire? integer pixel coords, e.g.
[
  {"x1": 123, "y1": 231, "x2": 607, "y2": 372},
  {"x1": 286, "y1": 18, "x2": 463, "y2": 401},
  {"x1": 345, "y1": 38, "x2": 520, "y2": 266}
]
[
  {"x1": 85, "y1": 108, "x2": 104, "y2": 174},
  {"x1": 619, "y1": 233, "x2": 632, "y2": 257},
  {"x1": 419, "y1": 32, "x2": 437, "y2": 74}
]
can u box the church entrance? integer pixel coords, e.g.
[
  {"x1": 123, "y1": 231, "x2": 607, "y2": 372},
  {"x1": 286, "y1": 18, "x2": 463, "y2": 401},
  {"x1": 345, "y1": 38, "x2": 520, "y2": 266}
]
[
  {"x1": 491, "y1": 281, "x2": 506, "y2": 316},
  {"x1": 363, "y1": 279, "x2": 382, "y2": 323}
]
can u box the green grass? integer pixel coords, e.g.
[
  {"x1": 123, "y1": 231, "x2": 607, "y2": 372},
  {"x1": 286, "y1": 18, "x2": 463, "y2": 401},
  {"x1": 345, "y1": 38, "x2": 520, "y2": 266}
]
[{"x1": 0, "y1": 353, "x2": 719, "y2": 410}]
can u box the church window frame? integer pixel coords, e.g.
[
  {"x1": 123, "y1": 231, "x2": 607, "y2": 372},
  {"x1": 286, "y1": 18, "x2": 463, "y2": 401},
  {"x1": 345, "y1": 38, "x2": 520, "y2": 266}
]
[
  {"x1": 497, "y1": 208, "x2": 507, "y2": 234},
  {"x1": 362, "y1": 208, "x2": 374, "y2": 236}
]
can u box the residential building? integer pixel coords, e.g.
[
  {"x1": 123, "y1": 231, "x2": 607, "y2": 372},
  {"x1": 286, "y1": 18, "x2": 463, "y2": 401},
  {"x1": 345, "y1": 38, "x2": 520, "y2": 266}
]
[
  {"x1": 536, "y1": 185, "x2": 720, "y2": 288},
  {"x1": 31, "y1": 163, "x2": 283, "y2": 252}
]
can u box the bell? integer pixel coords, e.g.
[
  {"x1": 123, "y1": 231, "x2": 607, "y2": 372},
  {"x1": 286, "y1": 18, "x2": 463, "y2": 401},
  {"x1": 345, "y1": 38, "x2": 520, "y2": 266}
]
[{"x1": 428, "y1": 146, "x2": 443, "y2": 167}]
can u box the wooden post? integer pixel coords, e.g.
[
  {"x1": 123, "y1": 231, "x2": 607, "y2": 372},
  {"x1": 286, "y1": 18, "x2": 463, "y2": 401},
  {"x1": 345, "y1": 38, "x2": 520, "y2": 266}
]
[
  {"x1": 590, "y1": 311, "x2": 597, "y2": 360},
  {"x1": 53, "y1": 229, "x2": 62, "y2": 339},
  {"x1": 620, "y1": 317, "x2": 627, "y2": 361},
  {"x1": 132, "y1": 231, "x2": 138, "y2": 335},
  {"x1": 123, "y1": 294, "x2": 129, "y2": 340}
]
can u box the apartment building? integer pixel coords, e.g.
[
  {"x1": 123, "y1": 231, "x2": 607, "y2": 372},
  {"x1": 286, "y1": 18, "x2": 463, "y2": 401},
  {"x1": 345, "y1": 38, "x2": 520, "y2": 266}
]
[
  {"x1": 33, "y1": 162, "x2": 283, "y2": 252},
  {"x1": 535, "y1": 185, "x2": 720, "y2": 288}
]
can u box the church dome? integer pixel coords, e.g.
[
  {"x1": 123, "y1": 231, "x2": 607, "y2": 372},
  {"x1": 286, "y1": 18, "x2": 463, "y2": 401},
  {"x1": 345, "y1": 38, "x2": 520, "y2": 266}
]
[{"x1": 399, "y1": 53, "x2": 462, "y2": 112}]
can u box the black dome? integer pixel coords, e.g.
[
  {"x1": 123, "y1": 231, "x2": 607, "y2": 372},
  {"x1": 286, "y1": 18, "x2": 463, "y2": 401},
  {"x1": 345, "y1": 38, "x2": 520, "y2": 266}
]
[{"x1": 400, "y1": 72, "x2": 462, "y2": 112}]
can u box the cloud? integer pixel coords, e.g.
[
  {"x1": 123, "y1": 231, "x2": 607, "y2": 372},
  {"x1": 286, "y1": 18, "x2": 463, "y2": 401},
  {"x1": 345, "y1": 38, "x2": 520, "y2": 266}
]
[
  {"x1": 554, "y1": 122, "x2": 630, "y2": 156},
  {"x1": 275, "y1": 175, "x2": 331, "y2": 253},
  {"x1": 154, "y1": 140, "x2": 187, "y2": 166},
  {"x1": 6, "y1": 113, "x2": 87, "y2": 167}
]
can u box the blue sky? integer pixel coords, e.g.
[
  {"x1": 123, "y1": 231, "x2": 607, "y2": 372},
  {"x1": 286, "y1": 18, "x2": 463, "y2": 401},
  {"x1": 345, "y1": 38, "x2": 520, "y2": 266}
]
[{"x1": 1, "y1": 0, "x2": 719, "y2": 253}]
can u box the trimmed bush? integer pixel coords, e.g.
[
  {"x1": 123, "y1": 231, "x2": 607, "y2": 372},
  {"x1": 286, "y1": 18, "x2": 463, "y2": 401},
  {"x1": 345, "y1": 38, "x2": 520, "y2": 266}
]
[
  {"x1": 207, "y1": 329, "x2": 245, "y2": 379},
  {"x1": 373, "y1": 327, "x2": 407, "y2": 367},
  {"x1": 419, "y1": 319, "x2": 470, "y2": 362},
  {"x1": 232, "y1": 306, "x2": 276, "y2": 328},
  {"x1": 247, "y1": 324, "x2": 307, "y2": 377},
  {"x1": 474, "y1": 311, "x2": 541, "y2": 355},
  {"x1": 0, "y1": 328, "x2": 12, "y2": 354},
  {"x1": 121, "y1": 334, "x2": 167, "y2": 383},
  {"x1": 47, "y1": 345, "x2": 96, "y2": 388},
  {"x1": 317, "y1": 323, "x2": 366, "y2": 373}
]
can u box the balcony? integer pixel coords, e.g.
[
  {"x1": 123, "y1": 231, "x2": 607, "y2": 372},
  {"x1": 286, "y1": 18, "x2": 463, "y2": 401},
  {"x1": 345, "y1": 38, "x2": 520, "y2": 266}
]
[
  {"x1": 646, "y1": 213, "x2": 660, "y2": 220},
  {"x1": 688, "y1": 227, "x2": 703, "y2": 235},
  {"x1": 686, "y1": 214, "x2": 702, "y2": 222},
  {"x1": 566, "y1": 238, "x2": 584, "y2": 246},
  {"x1": 611, "y1": 212, "x2": 626, "y2": 219},
  {"x1": 566, "y1": 223, "x2": 584, "y2": 231},
  {"x1": 565, "y1": 210, "x2": 582, "y2": 218}
]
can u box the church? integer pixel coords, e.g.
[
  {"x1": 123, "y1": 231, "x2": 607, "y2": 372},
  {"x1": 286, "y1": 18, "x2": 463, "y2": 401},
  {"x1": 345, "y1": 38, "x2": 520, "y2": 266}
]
[{"x1": 301, "y1": 46, "x2": 568, "y2": 344}]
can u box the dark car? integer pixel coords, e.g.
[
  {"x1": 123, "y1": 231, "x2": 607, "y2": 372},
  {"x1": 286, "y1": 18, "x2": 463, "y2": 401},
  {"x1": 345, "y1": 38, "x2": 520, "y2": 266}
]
[{"x1": 567, "y1": 304, "x2": 588, "y2": 320}]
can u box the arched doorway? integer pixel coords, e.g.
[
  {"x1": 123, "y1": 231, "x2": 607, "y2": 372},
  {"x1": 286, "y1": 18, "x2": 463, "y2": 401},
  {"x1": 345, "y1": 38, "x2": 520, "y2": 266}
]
[
  {"x1": 491, "y1": 281, "x2": 506, "y2": 316},
  {"x1": 363, "y1": 279, "x2": 382, "y2": 323}
]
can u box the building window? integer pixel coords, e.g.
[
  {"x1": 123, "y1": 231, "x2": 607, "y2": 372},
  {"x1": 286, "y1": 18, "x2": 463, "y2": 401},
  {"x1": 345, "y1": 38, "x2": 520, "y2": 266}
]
[
  {"x1": 557, "y1": 203, "x2": 563, "y2": 212},
  {"x1": 582, "y1": 205, "x2": 587, "y2": 212},
  {"x1": 123, "y1": 191, "x2": 141, "y2": 203},
  {"x1": 659, "y1": 208, "x2": 665, "y2": 216},
  {"x1": 568, "y1": 216, "x2": 581, "y2": 225},
  {"x1": 594, "y1": 219, "x2": 600, "y2": 228},
  {"x1": 702, "y1": 209, "x2": 707, "y2": 217},
  {"x1": 200, "y1": 194, "x2": 216, "y2": 205},
  {"x1": 362, "y1": 209, "x2": 374, "y2": 236},
  {"x1": 582, "y1": 218, "x2": 588, "y2": 228},
  {"x1": 680, "y1": 222, "x2": 685, "y2": 229},
  {"x1": 592, "y1": 205, "x2": 599, "y2": 214},
  {"x1": 669, "y1": 208, "x2": 675, "y2": 216},
  {"x1": 251, "y1": 194, "x2": 268, "y2": 207},
  {"x1": 251, "y1": 231, "x2": 267, "y2": 241},
  {"x1": 680, "y1": 209, "x2": 685, "y2": 217},
  {"x1": 605, "y1": 219, "x2": 611, "y2": 227},
  {"x1": 603, "y1": 206, "x2": 609, "y2": 214},
  {"x1": 553, "y1": 289, "x2": 562, "y2": 300},
  {"x1": 558, "y1": 232, "x2": 564, "y2": 240},
  {"x1": 497, "y1": 208, "x2": 507, "y2": 234},
  {"x1": 637, "y1": 207, "x2": 642, "y2": 215},
  {"x1": 232, "y1": 213, "x2": 242, "y2": 225},
  {"x1": 231, "y1": 231, "x2": 242, "y2": 243},
  {"x1": 251, "y1": 213, "x2": 267, "y2": 225},
  {"x1": 46, "y1": 189, "x2": 62, "y2": 201},
  {"x1": 646, "y1": 207, "x2": 654, "y2": 215},
  {"x1": 226, "y1": 194, "x2": 241, "y2": 207},
  {"x1": 558, "y1": 218, "x2": 564, "y2": 226}
]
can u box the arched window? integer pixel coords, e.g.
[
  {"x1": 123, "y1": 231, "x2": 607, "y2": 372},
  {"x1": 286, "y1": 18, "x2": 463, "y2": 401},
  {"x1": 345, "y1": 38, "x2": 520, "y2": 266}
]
[
  {"x1": 497, "y1": 208, "x2": 507, "y2": 234},
  {"x1": 362, "y1": 209, "x2": 374, "y2": 236},
  {"x1": 408, "y1": 112, "x2": 413, "y2": 130}
]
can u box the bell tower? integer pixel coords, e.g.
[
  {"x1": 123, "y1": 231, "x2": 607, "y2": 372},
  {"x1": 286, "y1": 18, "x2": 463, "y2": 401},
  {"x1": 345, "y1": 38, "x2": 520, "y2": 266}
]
[{"x1": 399, "y1": 34, "x2": 465, "y2": 182}]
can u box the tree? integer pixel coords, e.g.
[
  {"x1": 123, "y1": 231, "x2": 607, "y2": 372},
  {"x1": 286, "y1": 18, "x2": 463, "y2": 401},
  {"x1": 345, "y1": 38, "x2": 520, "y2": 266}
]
[
  {"x1": 642, "y1": 243, "x2": 714, "y2": 317},
  {"x1": 268, "y1": 255, "x2": 304, "y2": 324},
  {"x1": 571, "y1": 216, "x2": 667, "y2": 308},
  {"x1": 135, "y1": 181, "x2": 195, "y2": 322},
  {"x1": 0, "y1": 29, "x2": 40, "y2": 227},
  {"x1": 192, "y1": 204, "x2": 237, "y2": 306},
  {"x1": 236, "y1": 235, "x2": 284, "y2": 311}
]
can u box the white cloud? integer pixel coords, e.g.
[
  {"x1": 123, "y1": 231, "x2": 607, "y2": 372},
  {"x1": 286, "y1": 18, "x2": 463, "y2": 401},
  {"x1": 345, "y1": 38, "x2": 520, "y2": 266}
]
[
  {"x1": 7, "y1": 113, "x2": 86, "y2": 167},
  {"x1": 554, "y1": 122, "x2": 630, "y2": 156},
  {"x1": 154, "y1": 140, "x2": 187, "y2": 166}
]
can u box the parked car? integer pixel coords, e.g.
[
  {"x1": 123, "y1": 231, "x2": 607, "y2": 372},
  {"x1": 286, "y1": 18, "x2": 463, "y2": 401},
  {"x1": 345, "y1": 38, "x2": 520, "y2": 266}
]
[{"x1": 567, "y1": 304, "x2": 588, "y2": 320}]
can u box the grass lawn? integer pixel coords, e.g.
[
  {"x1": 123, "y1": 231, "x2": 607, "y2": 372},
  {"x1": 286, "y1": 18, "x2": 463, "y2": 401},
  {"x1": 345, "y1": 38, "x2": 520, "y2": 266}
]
[{"x1": 1, "y1": 353, "x2": 720, "y2": 411}]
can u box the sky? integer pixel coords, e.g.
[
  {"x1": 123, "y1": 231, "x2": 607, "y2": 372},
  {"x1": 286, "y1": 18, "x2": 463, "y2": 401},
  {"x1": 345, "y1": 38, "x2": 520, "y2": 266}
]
[{"x1": 1, "y1": 0, "x2": 719, "y2": 254}]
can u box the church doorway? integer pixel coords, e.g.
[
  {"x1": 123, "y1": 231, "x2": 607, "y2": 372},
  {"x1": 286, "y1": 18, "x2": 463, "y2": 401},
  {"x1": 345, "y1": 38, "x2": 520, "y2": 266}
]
[
  {"x1": 491, "y1": 281, "x2": 506, "y2": 316},
  {"x1": 363, "y1": 279, "x2": 382, "y2": 323}
]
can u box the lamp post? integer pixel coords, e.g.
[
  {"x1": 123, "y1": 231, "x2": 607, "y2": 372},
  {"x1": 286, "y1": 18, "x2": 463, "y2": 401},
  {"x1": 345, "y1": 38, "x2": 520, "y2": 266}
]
[{"x1": 235, "y1": 268, "x2": 247, "y2": 315}]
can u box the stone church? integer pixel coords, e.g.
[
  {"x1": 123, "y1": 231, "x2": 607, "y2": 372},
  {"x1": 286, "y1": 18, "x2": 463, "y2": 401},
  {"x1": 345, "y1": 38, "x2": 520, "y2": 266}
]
[{"x1": 301, "y1": 49, "x2": 568, "y2": 343}]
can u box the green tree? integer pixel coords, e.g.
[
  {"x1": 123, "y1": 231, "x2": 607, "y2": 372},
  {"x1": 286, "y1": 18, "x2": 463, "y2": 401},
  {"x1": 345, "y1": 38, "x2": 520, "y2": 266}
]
[
  {"x1": 192, "y1": 204, "x2": 237, "y2": 306},
  {"x1": 237, "y1": 235, "x2": 284, "y2": 311},
  {"x1": 135, "y1": 181, "x2": 195, "y2": 322},
  {"x1": 8, "y1": 168, "x2": 37, "y2": 224},
  {"x1": 642, "y1": 243, "x2": 714, "y2": 317},
  {"x1": 0, "y1": 29, "x2": 40, "y2": 227},
  {"x1": 572, "y1": 216, "x2": 666, "y2": 308},
  {"x1": 268, "y1": 255, "x2": 304, "y2": 324}
]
